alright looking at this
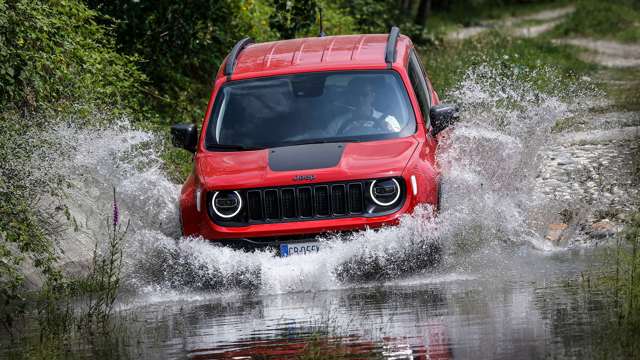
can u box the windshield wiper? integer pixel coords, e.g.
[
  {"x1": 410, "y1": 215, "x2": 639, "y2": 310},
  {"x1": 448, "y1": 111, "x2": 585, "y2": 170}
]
[
  {"x1": 279, "y1": 139, "x2": 362, "y2": 147},
  {"x1": 208, "y1": 139, "x2": 361, "y2": 151},
  {"x1": 207, "y1": 144, "x2": 266, "y2": 151}
]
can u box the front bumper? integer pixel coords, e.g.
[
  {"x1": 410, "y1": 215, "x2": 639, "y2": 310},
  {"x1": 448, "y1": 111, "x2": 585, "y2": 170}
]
[
  {"x1": 182, "y1": 185, "x2": 416, "y2": 246},
  {"x1": 197, "y1": 208, "x2": 407, "y2": 242},
  {"x1": 216, "y1": 232, "x2": 349, "y2": 254},
  {"x1": 180, "y1": 172, "x2": 439, "y2": 244}
]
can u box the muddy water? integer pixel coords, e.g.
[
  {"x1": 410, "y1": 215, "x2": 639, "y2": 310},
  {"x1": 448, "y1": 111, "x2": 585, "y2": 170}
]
[
  {"x1": 101, "y1": 250, "x2": 605, "y2": 359},
  {"x1": 4, "y1": 249, "x2": 610, "y2": 359},
  {"x1": 3, "y1": 66, "x2": 637, "y2": 358}
]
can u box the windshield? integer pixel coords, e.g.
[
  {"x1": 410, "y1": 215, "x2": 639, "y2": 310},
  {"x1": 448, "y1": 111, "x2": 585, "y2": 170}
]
[{"x1": 205, "y1": 71, "x2": 416, "y2": 150}]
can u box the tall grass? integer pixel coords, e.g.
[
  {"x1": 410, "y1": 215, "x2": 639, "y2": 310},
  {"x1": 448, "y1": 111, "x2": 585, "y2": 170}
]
[
  {"x1": 1, "y1": 188, "x2": 130, "y2": 359},
  {"x1": 613, "y1": 213, "x2": 640, "y2": 323},
  {"x1": 588, "y1": 212, "x2": 640, "y2": 357}
]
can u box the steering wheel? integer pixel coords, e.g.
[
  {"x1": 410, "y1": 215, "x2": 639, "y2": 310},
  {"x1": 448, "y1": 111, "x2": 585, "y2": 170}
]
[{"x1": 337, "y1": 115, "x2": 388, "y2": 136}]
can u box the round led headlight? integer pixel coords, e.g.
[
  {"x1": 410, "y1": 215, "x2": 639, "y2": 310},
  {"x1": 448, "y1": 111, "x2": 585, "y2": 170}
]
[
  {"x1": 211, "y1": 191, "x2": 242, "y2": 218},
  {"x1": 370, "y1": 179, "x2": 401, "y2": 207}
]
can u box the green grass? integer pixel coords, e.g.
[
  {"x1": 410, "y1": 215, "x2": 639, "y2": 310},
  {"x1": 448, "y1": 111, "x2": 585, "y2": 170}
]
[
  {"x1": 134, "y1": 122, "x2": 194, "y2": 183},
  {"x1": 601, "y1": 67, "x2": 640, "y2": 112},
  {"x1": 420, "y1": 0, "x2": 571, "y2": 41},
  {"x1": 551, "y1": 0, "x2": 640, "y2": 43},
  {"x1": 161, "y1": 146, "x2": 194, "y2": 183},
  {"x1": 431, "y1": 0, "x2": 571, "y2": 27},
  {"x1": 421, "y1": 31, "x2": 597, "y2": 97}
]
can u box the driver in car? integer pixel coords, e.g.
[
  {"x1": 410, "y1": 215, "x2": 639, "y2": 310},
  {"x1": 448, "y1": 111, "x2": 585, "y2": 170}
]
[{"x1": 329, "y1": 77, "x2": 403, "y2": 136}]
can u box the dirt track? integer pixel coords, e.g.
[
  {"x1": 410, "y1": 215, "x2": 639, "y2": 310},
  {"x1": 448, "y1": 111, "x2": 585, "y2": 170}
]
[
  {"x1": 446, "y1": 5, "x2": 575, "y2": 40},
  {"x1": 555, "y1": 38, "x2": 640, "y2": 67}
]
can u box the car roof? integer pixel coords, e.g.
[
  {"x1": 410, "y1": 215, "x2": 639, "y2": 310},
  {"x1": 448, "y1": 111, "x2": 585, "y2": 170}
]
[{"x1": 219, "y1": 34, "x2": 413, "y2": 81}]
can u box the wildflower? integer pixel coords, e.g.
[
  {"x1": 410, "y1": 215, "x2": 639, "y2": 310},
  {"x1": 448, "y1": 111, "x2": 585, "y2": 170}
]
[{"x1": 112, "y1": 187, "x2": 119, "y2": 228}]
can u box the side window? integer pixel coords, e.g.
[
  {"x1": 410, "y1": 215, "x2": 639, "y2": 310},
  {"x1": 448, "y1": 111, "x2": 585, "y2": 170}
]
[
  {"x1": 412, "y1": 49, "x2": 433, "y2": 105},
  {"x1": 408, "y1": 49, "x2": 431, "y2": 128}
]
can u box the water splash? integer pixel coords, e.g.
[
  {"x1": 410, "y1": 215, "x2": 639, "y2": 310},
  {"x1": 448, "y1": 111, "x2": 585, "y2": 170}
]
[
  {"x1": 437, "y1": 65, "x2": 574, "y2": 254},
  {"x1": 48, "y1": 65, "x2": 583, "y2": 297}
]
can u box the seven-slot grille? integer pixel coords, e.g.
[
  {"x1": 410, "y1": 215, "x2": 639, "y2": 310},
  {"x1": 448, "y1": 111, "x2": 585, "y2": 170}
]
[{"x1": 244, "y1": 182, "x2": 366, "y2": 223}]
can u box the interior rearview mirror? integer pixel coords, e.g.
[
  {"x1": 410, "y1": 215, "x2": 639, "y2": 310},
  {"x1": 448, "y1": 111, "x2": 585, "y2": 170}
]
[
  {"x1": 170, "y1": 123, "x2": 198, "y2": 153},
  {"x1": 430, "y1": 103, "x2": 459, "y2": 136}
]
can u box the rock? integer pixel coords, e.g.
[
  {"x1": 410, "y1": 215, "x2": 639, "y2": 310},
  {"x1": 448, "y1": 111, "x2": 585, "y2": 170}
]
[
  {"x1": 615, "y1": 213, "x2": 628, "y2": 222},
  {"x1": 546, "y1": 223, "x2": 568, "y2": 243},
  {"x1": 590, "y1": 219, "x2": 617, "y2": 239},
  {"x1": 557, "y1": 159, "x2": 574, "y2": 166}
]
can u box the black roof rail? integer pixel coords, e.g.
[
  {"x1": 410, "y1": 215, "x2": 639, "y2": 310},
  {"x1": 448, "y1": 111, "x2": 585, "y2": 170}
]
[
  {"x1": 385, "y1": 26, "x2": 400, "y2": 67},
  {"x1": 224, "y1": 37, "x2": 254, "y2": 78}
]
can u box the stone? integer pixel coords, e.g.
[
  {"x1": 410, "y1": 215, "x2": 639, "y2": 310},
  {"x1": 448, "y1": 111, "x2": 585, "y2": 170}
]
[
  {"x1": 546, "y1": 223, "x2": 568, "y2": 243},
  {"x1": 616, "y1": 213, "x2": 628, "y2": 221},
  {"x1": 590, "y1": 220, "x2": 617, "y2": 239}
]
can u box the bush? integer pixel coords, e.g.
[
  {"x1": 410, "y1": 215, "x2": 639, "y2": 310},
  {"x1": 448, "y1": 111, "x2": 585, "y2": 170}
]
[
  {"x1": 0, "y1": 115, "x2": 65, "y2": 333},
  {"x1": 0, "y1": 0, "x2": 146, "y2": 116},
  {"x1": 84, "y1": 0, "x2": 258, "y2": 124},
  {"x1": 0, "y1": 0, "x2": 147, "y2": 331}
]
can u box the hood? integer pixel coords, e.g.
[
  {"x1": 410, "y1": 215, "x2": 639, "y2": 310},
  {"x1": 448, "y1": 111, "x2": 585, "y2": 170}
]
[{"x1": 196, "y1": 137, "x2": 419, "y2": 190}]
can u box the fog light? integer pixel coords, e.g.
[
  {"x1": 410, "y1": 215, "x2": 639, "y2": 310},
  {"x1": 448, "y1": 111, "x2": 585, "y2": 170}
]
[
  {"x1": 370, "y1": 179, "x2": 401, "y2": 206},
  {"x1": 211, "y1": 191, "x2": 242, "y2": 218}
]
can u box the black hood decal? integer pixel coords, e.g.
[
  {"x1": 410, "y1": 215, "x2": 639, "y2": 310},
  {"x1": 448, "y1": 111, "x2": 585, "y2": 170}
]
[{"x1": 269, "y1": 143, "x2": 345, "y2": 171}]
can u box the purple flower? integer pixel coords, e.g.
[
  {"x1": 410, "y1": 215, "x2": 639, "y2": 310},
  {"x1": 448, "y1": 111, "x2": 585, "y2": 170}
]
[{"x1": 112, "y1": 188, "x2": 119, "y2": 228}]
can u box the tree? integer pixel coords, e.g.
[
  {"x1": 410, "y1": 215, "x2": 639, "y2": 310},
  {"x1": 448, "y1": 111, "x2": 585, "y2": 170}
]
[
  {"x1": 415, "y1": 0, "x2": 432, "y2": 27},
  {"x1": 85, "y1": 0, "x2": 253, "y2": 122},
  {"x1": 269, "y1": 0, "x2": 318, "y2": 39}
]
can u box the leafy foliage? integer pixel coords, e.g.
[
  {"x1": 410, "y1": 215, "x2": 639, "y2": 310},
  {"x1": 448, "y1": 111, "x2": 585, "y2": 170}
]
[
  {"x1": 338, "y1": 0, "x2": 399, "y2": 34},
  {"x1": 85, "y1": 0, "x2": 258, "y2": 123},
  {"x1": 0, "y1": 0, "x2": 145, "y2": 331},
  {"x1": 0, "y1": 114, "x2": 67, "y2": 333},
  {"x1": 269, "y1": 0, "x2": 318, "y2": 39},
  {"x1": 0, "y1": 0, "x2": 145, "y2": 115}
]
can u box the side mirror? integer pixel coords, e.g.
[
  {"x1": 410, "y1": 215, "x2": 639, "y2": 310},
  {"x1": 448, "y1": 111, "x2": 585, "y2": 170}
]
[
  {"x1": 170, "y1": 123, "x2": 198, "y2": 153},
  {"x1": 430, "y1": 104, "x2": 459, "y2": 136}
]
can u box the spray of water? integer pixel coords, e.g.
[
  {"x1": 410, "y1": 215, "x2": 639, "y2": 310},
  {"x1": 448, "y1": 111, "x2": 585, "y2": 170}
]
[{"x1": 47, "y1": 65, "x2": 583, "y2": 297}]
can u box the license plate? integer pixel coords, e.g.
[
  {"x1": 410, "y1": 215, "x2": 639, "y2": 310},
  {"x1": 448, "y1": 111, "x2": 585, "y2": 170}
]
[{"x1": 279, "y1": 242, "x2": 320, "y2": 257}]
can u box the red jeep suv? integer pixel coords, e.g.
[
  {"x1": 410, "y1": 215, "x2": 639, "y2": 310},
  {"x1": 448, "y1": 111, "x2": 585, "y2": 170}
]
[{"x1": 171, "y1": 27, "x2": 458, "y2": 255}]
